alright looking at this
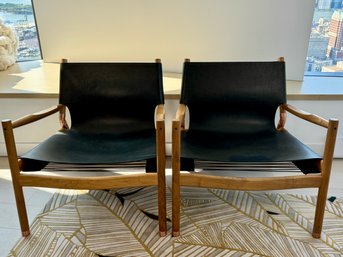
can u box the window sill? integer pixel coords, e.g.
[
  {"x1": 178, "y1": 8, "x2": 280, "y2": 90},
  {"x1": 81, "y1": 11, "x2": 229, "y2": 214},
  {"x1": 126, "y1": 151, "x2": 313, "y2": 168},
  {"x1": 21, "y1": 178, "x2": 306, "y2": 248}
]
[{"x1": 1, "y1": 60, "x2": 343, "y2": 100}]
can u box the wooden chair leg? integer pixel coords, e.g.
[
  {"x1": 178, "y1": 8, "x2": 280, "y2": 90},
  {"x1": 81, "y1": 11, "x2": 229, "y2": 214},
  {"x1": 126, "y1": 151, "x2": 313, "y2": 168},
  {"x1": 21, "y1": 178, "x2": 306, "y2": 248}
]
[
  {"x1": 172, "y1": 162, "x2": 180, "y2": 237},
  {"x1": 13, "y1": 183, "x2": 30, "y2": 237},
  {"x1": 312, "y1": 157, "x2": 334, "y2": 238},
  {"x1": 172, "y1": 120, "x2": 181, "y2": 237},
  {"x1": 158, "y1": 170, "x2": 167, "y2": 236},
  {"x1": 157, "y1": 151, "x2": 167, "y2": 236},
  {"x1": 2, "y1": 121, "x2": 30, "y2": 236},
  {"x1": 157, "y1": 119, "x2": 167, "y2": 236},
  {"x1": 312, "y1": 119, "x2": 338, "y2": 238},
  {"x1": 312, "y1": 186, "x2": 328, "y2": 238}
]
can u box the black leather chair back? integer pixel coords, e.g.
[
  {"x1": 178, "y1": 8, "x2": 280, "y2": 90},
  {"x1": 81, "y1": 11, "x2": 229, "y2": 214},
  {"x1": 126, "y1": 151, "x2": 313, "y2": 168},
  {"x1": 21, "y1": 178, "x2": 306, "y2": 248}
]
[
  {"x1": 60, "y1": 62, "x2": 164, "y2": 135},
  {"x1": 181, "y1": 61, "x2": 286, "y2": 134}
]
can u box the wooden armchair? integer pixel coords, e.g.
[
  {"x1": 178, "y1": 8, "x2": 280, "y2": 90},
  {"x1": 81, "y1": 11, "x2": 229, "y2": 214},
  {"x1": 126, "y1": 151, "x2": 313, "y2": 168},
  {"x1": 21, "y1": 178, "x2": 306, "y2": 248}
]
[
  {"x1": 2, "y1": 59, "x2": 167, "y2": 237},
  {"x1": 171, "y1": 58, "x2": 339, "y2": 238}
]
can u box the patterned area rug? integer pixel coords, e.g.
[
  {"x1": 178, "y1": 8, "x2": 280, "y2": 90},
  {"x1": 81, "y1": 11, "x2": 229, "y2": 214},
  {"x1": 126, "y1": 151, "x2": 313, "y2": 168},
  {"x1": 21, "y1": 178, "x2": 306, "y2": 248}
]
[{"x1": 8, "y1": 186, "x2": 343, "y2": 256}]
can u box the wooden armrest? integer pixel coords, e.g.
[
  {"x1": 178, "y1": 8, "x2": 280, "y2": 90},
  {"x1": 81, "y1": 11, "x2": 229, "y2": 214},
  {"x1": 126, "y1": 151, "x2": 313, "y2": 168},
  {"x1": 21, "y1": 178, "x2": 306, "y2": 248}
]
[
  {"x1": 279, "y1": 104, "x2": 339, "y2": 168},
  {"x1": 155, "y1": 104, "x2": 166, "y2": 169},
  {"x1": 156, "y1": 104, "x2": 165, "y2": 122},
  {"x1": 174, "y1": 104, "x2": 187, "y2": 130},
  {"x1": 3, "y1": 104, "x2": 67, "y2": 129},
  {"x1": 280, "y1": 103, "x2": 330, "y2": 128}
]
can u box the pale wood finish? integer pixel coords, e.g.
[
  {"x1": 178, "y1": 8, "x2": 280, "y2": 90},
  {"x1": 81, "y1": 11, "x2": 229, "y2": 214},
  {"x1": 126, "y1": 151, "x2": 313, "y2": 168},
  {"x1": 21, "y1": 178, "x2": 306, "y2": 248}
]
[
  {"x1": 172, "y1": 102, "x2": 339, "y2": 238},
  {"x1": 179, "y1": 173, "x2": 323, "y2": 191},
  {"x1": 175, "y1": 104, "x2": 187, "y2": 131},
  {"x1": 312, "y1": 118, "x2": 339, "y2": 237},
  {"x1": 172, "y1": 119, "x2": 181, "y2": 237},
  {"x1": 19, "y1": 173, "x2": 158, "y2": 189},
  {"x1": 10, "y1": 105, "x2": 63, "y2": 129},
  {"x1": 172, "y1": 104, "x2": 186, "y2": 236},
  {"x1": 156, "y1": 104, "x2": 167, "y2": 236},
  {"x1": 2, "y1": 120, "x2": 30, "y2": 236},
  {"x1": 171, "y1": 58, "x2": 339, "y2": 238},
  {"x1": 3, "y1": 103, "x2": 167, "y2": 237},
  {"x1": 281, "y1": 104, "x2": 329, "y2": 128},
  {"x1": 2, "y1": 60, "x2": 167, "y2": 237}
]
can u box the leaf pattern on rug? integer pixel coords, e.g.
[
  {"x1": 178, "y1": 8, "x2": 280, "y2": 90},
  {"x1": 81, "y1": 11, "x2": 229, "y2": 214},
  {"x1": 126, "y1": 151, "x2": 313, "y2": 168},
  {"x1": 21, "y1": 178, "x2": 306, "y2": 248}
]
[
  {"x1": 179, "y1": 187, "x2": 260, "y2": 237},
  {"x1": 175, "y1": 222, "x2": 324, "y2": 257},
  {"x1": 175, "y1": 222, "x2": 225, "y2": 247},
  {"x1": 8, "y1": 187, "x2": 343, "y2": 257},
  {"x1": 294, "y1": 194, "x2": 343, "y2": 217},
  {"x1": 269, "y1": 193, "x2": 343, "y2": 253},
  {"x1": 38, "y1": 198, "x2": 84, "y2": 241},
  {"x1": 41, "y1": 189, "x2": 86, "y2": 214},
  {"x1": 89, "y1": 189, "x2": 173, "y2": 257},
  {"x1": 176, "y1": 223, "x2": 323, "y2": 257},
  {"x1": 8, "y1": 220, "x2": 96, "y2": 257},
  {"x1": 222, "y1": 222, "x2": 323, "y2": 257},
  {"x1": 76, "y1": 193, "x2": 151, "y2": 257},
  {"x1": 211, "y1": 189, "x2": 288, "y2": 235}
]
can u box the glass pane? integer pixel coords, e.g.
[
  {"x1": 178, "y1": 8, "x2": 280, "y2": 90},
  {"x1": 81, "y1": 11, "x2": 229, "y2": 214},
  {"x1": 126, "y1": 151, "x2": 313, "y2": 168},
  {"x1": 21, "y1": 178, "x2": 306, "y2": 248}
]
[
  {"x1": 306, "y1": 0, "x2": 343, "y2": 75},
  {"x1": 0, "y1": 0, "x2": 41, "y2": 62}
]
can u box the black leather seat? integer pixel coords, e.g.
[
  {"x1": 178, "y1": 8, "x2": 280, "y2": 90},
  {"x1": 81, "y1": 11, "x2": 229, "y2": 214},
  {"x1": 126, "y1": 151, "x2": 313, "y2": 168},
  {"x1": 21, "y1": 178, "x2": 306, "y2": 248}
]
[
  {"x1": 21, "y1": 62, "x2": 164, "y2": 170},
  {"x1": 179, "y1": 60, "x2": 321, "y2": 172},
  {"x1": 171, "y1": 58, "x2": 338, "y2": 238},
  {"x1": 2, "y1": 59, "x2": 167, "y2": 237}
]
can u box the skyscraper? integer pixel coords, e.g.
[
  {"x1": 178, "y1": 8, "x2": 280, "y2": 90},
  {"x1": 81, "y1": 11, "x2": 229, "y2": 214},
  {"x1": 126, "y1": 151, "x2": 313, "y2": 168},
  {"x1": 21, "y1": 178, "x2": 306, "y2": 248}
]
[
  {"x1": 327, "y1": 10, "x2": 343, "y2": 61},
  {"x1": 308, "y1": 32, "x2": 329, "y2": 59}
]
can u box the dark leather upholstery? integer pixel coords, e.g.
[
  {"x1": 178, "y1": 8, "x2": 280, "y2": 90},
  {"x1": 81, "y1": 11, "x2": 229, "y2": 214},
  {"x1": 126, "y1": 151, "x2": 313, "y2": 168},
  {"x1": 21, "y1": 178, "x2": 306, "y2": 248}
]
[
  {"x1": 21, "y1": 62, "x2": 164, "y2": 171},
  {"x1": 179, "y1": 61, "x2": 321, "y2": 173}
]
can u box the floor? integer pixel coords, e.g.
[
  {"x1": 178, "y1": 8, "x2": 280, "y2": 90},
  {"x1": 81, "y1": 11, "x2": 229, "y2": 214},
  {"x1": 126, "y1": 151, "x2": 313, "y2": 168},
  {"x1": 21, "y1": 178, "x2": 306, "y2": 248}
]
[{"x1": 0, "y1": 157, "x2": 342, "y2": 256}]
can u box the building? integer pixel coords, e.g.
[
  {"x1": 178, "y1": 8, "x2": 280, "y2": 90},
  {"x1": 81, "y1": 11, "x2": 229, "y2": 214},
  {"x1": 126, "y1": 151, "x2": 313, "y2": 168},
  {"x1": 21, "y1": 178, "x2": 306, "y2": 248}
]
[
  {"x1": 308, "y1": 31, "x2": 329, "y2": 58},
  {"x1": 326, "y1": 10, "x2": 343, "y2": 60},
  {"x1": 317, "y1": 0, "x2": 332, "y2": 9},
  {"x1": 316, "y1": 0, "x2": 342, "y2": 9},
  {"x1": 321, "y1": 61, "x2": 343, "y2": 71},
  {"x1": 306, "y1": 57, "x2": 332, "y2": 72}
]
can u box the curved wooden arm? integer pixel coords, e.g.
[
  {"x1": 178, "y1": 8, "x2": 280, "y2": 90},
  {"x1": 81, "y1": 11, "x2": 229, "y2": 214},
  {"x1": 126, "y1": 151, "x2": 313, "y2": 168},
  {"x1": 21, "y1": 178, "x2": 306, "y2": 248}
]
[
  {"x1": 155, "y1": 104, "x2": 165, "y2": 131},
  {"x1": 280, "y1": 103, "x2": 329, "y2": 128},
  {"x1": 175, "y1": 104, "x2": 187, "y2": 130},
  {"x1": 59, "y1": 105, "x2": 69, "y2": 131},
  {"x1": 276, "y1": 105, "x2": 287, "y2": 130},
  {"x1": 6, "y1": 104, "x2": 65, "y2": 129},
  {"x1": 156, "y1": 104, "x2": 165, "y2": 122}
]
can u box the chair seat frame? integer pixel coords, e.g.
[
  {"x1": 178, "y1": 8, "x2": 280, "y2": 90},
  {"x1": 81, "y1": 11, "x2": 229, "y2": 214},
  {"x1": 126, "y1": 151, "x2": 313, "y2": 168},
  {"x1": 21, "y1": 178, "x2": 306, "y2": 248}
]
[
  {"x1": 3, "y1": 103, "x2": 167, "y2": 237},
  {"x1": 172, "y1": 102, "x2": 338, "y2": 238}
]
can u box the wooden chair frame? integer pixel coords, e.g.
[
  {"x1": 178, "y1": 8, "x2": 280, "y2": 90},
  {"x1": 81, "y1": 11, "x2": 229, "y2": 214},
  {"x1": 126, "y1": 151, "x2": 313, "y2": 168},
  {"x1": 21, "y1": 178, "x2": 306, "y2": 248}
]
[
  {"x1": 2, "y1": 102, "x2": 167, "y2": 237},
  {"x1": 172, "y1": 101, "x2": 339, "y2": 238}
]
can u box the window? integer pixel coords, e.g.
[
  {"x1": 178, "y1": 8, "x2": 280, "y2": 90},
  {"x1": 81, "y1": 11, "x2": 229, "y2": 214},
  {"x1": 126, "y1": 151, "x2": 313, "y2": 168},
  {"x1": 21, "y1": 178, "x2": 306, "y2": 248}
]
[
  {"x1": 0, "y1": 0, "x2": 41, "y2": 62},
  {"x1": 306, "y1": 0, "x2": 343, "y2": 75}
]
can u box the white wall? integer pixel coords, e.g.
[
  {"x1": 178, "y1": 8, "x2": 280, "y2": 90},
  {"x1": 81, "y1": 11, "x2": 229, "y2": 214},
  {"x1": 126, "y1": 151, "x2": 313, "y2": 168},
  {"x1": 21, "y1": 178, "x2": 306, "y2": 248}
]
[
  {"x1": 32, "y1": 0, "x2": 315, "y2": 80},
  {"x1": 0, "y1": 98, "x2": 59, "y2": 155},
  {"x1": 1, "y1": 98, "x2": 342, "y2": 158},
  {"x1": 286, "y1": 99, "x2": 343, "y2": 157}
]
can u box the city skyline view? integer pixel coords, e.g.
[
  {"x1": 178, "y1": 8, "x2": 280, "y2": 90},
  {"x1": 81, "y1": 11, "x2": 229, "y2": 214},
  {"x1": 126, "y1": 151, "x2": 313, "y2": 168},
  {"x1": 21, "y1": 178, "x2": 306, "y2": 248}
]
[{"x1": 305, "y1": 0, "x2": 343, "y2": 74}]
